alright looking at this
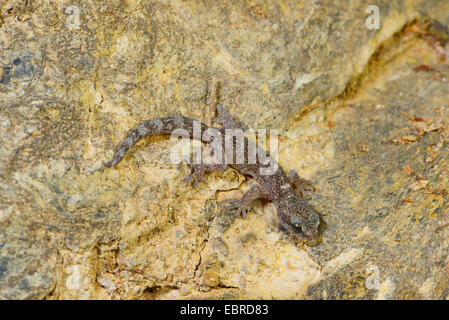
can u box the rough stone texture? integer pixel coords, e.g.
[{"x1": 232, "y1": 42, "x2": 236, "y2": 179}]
[
  {"x1": 0, "y1": 0, "x2": 448, "y2": 299},
  {"x1": 304, "y1": 32, "x2": 449, "y2": 299}
]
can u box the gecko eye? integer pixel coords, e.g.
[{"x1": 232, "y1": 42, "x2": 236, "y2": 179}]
[{"x1": 291, "y1": 217, "x2": 306, "y2": 234}]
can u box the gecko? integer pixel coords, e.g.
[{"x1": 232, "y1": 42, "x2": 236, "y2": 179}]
[{"x1": 104, "y1": 105, "x2": 322, "y2": 246}]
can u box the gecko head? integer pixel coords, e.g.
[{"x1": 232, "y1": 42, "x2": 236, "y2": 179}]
[{"x1": 278, "y1": 196, "x2": 322, "y2": 246}]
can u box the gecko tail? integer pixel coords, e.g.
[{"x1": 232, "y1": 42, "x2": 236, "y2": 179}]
[
  {"x1": 104, "y1": 116, "x2": 204, "y2": 168},
  {"x1": 103, "y1": 140, "x2": 133, "y2": 168},
  {"x1": 103, "y1": 120, "x2": 160, "y2": 168}
]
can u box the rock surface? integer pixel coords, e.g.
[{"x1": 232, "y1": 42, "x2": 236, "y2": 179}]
[{"x1": 0, "y1": 0, "x2": 448, "y2": 299}]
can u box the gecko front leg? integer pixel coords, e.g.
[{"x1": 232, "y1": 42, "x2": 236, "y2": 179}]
[
  {"x1": 288, "y1": 169, "x2": 317, "y2": 199},
  {"x1": 184, "y1": 162, "x2": 228, "y2": 187},
  {"x1": 213, "y1": 104, "x2": 249, "y2": 130},
  {"x1": 223, "y1": 184, "x2": 269, "y2": 218}
]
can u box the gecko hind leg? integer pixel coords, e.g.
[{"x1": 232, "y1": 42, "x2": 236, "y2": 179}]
[
  {"x1": 184, "y1": 162, "x2": 228, "y2": 188},
  {"x1": 213, "y1": 104, "x2": 249, "y2": 130},
  {"x1": 288, "y1": 169, "x2": 317, "y2": 199},
  {"x1": 223, "y1": 184, "x2": 267, "y2": 218}
]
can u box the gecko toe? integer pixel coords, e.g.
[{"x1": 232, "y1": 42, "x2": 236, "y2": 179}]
[
  {"x1": 184, "y1": 175, "x2": 203, "y2": 187},
  {"x1": 223, "y1": 199, "x2": 239, "y2": 211},
  {"x1": 183, "y1": 175, "x2": 193, "y2": 186},
  {"x1": 223, "y1": 199, "x2": 251, "y2": 218}
]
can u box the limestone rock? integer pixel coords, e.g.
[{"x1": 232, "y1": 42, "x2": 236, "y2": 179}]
[{"x1": 0, "y1": 0, "x2": 448, "y2": 299}]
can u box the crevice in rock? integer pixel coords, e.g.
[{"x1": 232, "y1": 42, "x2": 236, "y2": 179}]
[
  {"x1": 342, "y1": 18, "x2": 448, "y2": 99},
  {"x1": 342, "y1": 19, "x2": 419, "y2": 100},
  {"x1": 216, "y1": 283, "x2": 239, "y2": 290},
  {"x1": 143, "y1": 285, "x2": 179, "y2": 299},
  {"x1": 192, "y1": 239, "x2": 208, "y2": 280},
  {"x1": 292, "y1": 17, "x2": 445, "y2": 123}
]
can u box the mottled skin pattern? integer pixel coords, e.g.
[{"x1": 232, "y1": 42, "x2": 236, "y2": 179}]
[{"x1": 104, "y1": 105, "x2": 321, "y2": 246}]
